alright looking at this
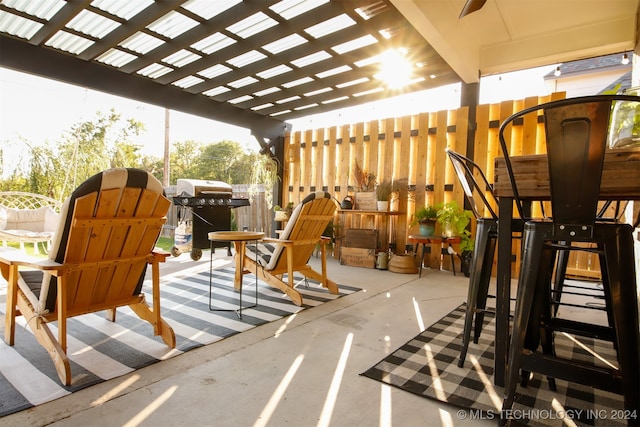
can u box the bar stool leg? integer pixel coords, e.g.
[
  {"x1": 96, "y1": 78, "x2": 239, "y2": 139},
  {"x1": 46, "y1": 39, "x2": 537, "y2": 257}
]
[{"x1": 458, "y1": 221, "x2": 495, "y2": 367}]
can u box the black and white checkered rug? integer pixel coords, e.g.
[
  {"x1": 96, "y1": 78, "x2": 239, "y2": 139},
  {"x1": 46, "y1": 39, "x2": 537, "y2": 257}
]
[
  {"x1": 362, "y1": 304, "x2": 628, "y2": 427},
  {"x1": 0, "y1": 259, "x2": 359, "y2": 417}
]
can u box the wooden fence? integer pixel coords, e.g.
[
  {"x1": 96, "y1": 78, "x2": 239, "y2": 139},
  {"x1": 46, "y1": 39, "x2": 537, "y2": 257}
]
[
  {"x1": 160, "y1": 91, "x2": 627, "y2": 279},
  {"x1": 280, "y1": 91, "x2": 614, "y2": 279}
]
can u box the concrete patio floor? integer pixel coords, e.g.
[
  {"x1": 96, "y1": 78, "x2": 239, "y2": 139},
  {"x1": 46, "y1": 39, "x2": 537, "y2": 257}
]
[{"x1": 1, "y1": 251, "x2": 496, "y2": 427}]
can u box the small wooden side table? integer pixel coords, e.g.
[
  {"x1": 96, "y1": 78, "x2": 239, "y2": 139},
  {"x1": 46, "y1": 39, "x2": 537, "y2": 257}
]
[
  {"x1": 407, "y1": 234, "x2": 461, "y2": 277},
  {"x1": 208, "y1": 231, "x2": 264, "y2": 318}
]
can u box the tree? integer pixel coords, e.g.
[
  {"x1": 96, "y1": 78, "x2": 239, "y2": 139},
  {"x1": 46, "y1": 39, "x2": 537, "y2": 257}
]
[
  {"x1": 194, "y1": 140, "x2": 246, "y2": 183},
  {"x1": 0, "y1": 109, "x2": 145, "y2": 200},
  {"x1": 169, "y1": 140, "x2": 202, "y2": 184},
  {"x1": 58, "y1": 109, "x2": 144, "y2": 195}
]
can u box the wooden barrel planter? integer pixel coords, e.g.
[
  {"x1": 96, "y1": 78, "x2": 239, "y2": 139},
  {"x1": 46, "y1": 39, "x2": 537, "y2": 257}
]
[{"x1": 388, "y1": 254, "x2": 418, "y2": 274}]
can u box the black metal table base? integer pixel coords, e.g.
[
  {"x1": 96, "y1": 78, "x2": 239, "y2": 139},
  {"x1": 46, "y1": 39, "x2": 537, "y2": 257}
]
[{"x1": 208, "y1": 239, "x2": 259, "y2": 319}]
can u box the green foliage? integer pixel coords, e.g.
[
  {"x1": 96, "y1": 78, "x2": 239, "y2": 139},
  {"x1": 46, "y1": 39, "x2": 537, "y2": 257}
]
[
  {"x1": 1, "y1": 109, "x2": 144, "y2": 200},
  {"x1": 608, "y1": 91, "x2": 640, "y2": 148},
  {"x1": 169, "y1": 140, "x2": 203, "y2": 183},
  {"x1": 412, "y1": 205, "x2": 438, "y2": 225},
  {"x1": 436, "y1": 200, "x2": 474, "y2": 252},
  {"x1": 0, "y1": 110, "x2": 278, "y2": 202},
  {"x1": 273, "y1": 202, "x2": 294, "y2": 212},
  {"x1": 195, "y1": 140, "x2": 246, "y2": 182}
]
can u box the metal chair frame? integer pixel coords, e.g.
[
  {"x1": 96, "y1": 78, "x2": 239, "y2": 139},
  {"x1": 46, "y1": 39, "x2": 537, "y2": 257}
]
[{"x1": 498, "y1": 95, "x2": 640, "y2": 425}]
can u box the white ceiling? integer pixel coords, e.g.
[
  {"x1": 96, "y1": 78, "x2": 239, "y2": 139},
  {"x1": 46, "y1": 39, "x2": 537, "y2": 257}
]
[{"x1": 391, "y1": 0, "x2": 639, "y2": 82}]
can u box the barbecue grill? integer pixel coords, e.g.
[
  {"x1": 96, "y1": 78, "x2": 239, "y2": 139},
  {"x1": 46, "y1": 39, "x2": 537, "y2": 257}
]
[{"x1": 171, "y1": 179, "x2": 250, "y2": 260}]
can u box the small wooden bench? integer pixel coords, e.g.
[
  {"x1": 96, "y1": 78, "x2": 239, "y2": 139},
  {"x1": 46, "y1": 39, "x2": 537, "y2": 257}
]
[{"x1": 0, "y1": 191, "x2": 62, "y2": 254}]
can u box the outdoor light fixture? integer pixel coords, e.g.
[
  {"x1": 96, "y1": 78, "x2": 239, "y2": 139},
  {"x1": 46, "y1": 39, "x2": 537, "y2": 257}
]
[
  {"x1": 622, "y1": 53, "x2": 630, "y2": 65},
  {"x1": 554, "y1": 66, "x2": 561, "y2": 77}
]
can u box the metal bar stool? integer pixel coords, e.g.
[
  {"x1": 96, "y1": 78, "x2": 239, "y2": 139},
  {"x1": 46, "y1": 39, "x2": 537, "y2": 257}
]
[{"x1": 498, "y1": 95, "x2": 640, "y2": 426}]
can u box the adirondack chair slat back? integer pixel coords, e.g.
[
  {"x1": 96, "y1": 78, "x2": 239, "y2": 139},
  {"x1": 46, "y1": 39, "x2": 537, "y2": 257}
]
[
  {"x1": 272, "y1": 192, "x2": 337, "y2": 271},
  {"x1": 38, "y1": 168, "x2": 169, "y2": 315}
]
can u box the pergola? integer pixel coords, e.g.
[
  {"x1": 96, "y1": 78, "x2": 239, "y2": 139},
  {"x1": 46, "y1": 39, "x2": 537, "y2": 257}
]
[{"x1": 2, "y1": 0, "x2": 637, "y2": 151}]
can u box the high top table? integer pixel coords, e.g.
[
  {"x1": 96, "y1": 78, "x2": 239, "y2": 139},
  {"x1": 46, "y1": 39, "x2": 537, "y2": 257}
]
[
  {"x1": 407, "y1": 234, "x2": 461, "y2": 277},
  {"x1": 492, "y1": 148, "x2": 640, "y2": 386},
  {"x1": 208, "y1": 231, "x2": 264, "y2": 319}
]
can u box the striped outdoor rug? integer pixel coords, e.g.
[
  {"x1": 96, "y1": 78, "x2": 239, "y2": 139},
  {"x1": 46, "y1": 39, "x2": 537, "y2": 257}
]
[{"x1": 0, "y1": 259, "x2": 359, "y2": 417}]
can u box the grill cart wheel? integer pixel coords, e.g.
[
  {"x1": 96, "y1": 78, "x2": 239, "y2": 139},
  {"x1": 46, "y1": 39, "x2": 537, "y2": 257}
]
[{"x1": 190, "y1": 248, "x2": 203, "y2": 261}]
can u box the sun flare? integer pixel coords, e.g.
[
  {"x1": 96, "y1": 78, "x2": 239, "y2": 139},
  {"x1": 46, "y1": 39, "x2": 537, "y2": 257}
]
[{"x1": 375, "y1": 49, "x2": 413, "y2": 89}]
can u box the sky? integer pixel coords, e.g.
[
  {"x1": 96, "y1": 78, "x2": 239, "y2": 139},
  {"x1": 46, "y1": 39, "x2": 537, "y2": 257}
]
[
  {"x1": 0, "y1": 64, "x2": 553, "y2": 163},
  {"x1": 0, "y1": 67, "x2": 260, "y2": 158}
]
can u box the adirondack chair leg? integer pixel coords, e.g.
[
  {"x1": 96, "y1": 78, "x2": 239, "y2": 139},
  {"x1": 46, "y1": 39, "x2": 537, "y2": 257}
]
[
  {"x1": 57, "y1": 278, "x2": 67, "y2": 355},
  {"x1": 4, "y1": 264, "x2": 18, "y2": 345},
  {"x1": 243, "y1": 257, "x2": 303, "y2": 306},
  {"x1": 128, "y1": 259, "x2": 176, "y2": 348},
  {"x1": 296, "y1": 266, "x2": 339, "y2": 294},
  {"x1": 129, "y1": 302, "x2": 176, "y2": 348},
  {"x1": 16, "y1": 288, "x2": 71, "y2": 385},
  {"x1": 286, "y1": 246, "x2": 295, "y2": 290}
]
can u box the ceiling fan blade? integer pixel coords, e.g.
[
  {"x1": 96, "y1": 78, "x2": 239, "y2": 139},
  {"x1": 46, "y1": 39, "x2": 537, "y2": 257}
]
[{"x1": 459, "y1": 0, "x2": 487, "y2": 18}]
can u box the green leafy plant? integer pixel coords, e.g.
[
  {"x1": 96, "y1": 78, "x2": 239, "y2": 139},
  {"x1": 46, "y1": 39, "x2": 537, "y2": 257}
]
[
  {"x1": 608, "y1": 88, "x2": 640, "y2": 148},
  {"x1": 436, "y1": 200, "x2": 474, "y2": 251},
  {"x1": 412, "y1": 204, "x2": 438, "y2": 225},
  {"x1": 273, "y1": 202, "x2": 294, "y2": 213}
]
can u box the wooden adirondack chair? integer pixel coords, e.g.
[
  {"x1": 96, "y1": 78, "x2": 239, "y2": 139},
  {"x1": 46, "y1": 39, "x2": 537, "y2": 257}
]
[
  {"x1": 1, "y1": 168, "x2": 176, "y2": 385},
  {"x1": 243, "y1": 192, "x2": 339, "y2": 306}
]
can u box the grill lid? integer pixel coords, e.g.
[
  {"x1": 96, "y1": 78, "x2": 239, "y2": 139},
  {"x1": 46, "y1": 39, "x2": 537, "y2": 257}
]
[{"x1": 176, "y1": 179, "x2": 232, "y2": 196}]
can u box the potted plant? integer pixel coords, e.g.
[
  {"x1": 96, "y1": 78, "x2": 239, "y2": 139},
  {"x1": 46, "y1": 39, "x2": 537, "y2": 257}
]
[
  {"x1": 608, "y1": 87, "x2": 640, "y2": 148},
  {"x1": 375, "y1": 179, "x2": 393, "y2": 211},
  {"x1": 352, "y1": 160, "x2": 377, "y2": 209},
  {"x1": 412, "y1": 205, "x2": 438, "y2": 236},
  {"x1": 273, "y1": 202, "x2": 294, "y2": 221},
  {"x1": 436, "y1": 200, "x2": 475, "y2": 276}
]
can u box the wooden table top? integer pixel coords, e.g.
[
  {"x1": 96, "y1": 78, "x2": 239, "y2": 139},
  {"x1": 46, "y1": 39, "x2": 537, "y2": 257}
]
[
  {"x1": 208, "y1": 231, "x2": 265, "y2": 241},
  {"x1": 408, "y1": 234, "x2": 461, "y2": 243},
  {"x1": 493, "y1": 148, "x2": 640, "y2": 200}
]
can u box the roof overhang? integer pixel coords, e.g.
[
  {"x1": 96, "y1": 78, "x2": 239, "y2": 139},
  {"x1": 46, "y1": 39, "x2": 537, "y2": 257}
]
[
  {"x1": 391, "y1": 0, "x2": 639, "y2": 83},
  {"x1": 0, "y1": 0, "x2": 462, "y2": 151}
]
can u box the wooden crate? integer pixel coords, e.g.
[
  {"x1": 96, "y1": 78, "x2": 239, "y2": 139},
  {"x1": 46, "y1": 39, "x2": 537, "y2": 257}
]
[
  {"x1": 340, "y1": 247, "x2": 376, "y2": 268},
  {"x1": 355, "y1": 192, "x2": 377, "y2": 210},
  {"x1": 344, "y1": 229, "x2": 377, "y2": 249}
]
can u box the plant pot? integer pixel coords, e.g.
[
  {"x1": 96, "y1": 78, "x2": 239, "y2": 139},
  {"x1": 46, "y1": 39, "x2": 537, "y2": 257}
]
[
  {"x1": 376, "y1": 200, "x2": 389, "y2": 211},
  {"x1": 418, "y1": 220, "x2": 436, "y2": 236},
  {"x1": 274, "y1": 211, "x2": 289, "y2": 221},
  {"x1": 442, "y1": 222, "x2": 454, "y2": 237}
]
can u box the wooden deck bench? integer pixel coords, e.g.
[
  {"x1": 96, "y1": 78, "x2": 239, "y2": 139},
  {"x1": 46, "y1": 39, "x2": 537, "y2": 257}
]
[{"x1": 0, "y1": 191, "x2": 62, "y2": 254}]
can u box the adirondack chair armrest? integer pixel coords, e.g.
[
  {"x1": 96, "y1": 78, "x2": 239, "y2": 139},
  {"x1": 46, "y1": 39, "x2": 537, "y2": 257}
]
[
  {"x1": 151, "y1": 248, "x2": 170, "y2": 262},
  {"x1": 0, "y1": 250, "x2": 61, "y2": 269},
  {"x1": 2, "y1": 255, "x2": 63, "y2": 271},
  {"x1": 262, "y1": 237, "x2": 293, "y2": 244},
  {"x1": 0, "y1": 251, "x2": 64, "y2": 281}
]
